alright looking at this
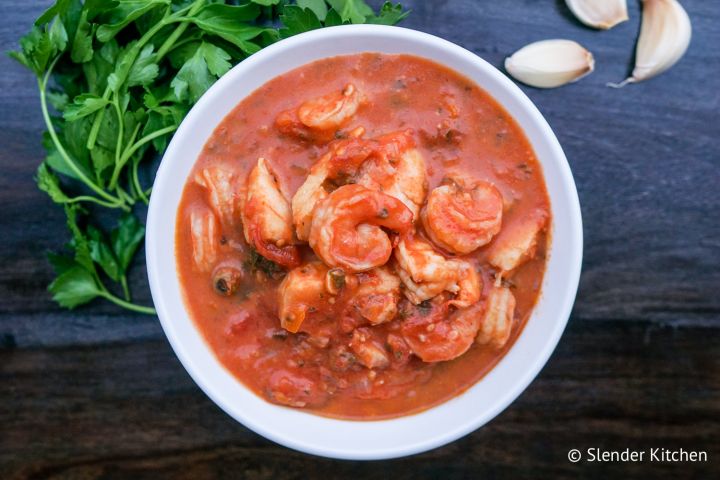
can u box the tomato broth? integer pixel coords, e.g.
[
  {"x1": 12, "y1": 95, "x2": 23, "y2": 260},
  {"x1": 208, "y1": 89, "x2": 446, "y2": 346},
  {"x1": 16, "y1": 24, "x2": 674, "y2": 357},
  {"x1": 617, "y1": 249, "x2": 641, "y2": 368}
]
[{"x1": 176, "y1": 53, "x2": 550, "y2": 419}]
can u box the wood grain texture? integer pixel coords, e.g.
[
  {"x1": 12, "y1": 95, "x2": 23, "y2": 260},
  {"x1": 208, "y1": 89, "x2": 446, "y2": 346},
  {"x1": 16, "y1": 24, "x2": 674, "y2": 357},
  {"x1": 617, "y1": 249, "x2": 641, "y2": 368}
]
[{"x1": 0, "y1": 0, "x2": 718, "y2": 478}]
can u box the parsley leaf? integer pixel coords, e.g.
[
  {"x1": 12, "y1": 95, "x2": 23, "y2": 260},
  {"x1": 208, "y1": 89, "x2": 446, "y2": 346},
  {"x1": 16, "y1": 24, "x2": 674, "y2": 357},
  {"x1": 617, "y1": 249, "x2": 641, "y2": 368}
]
[
  {"x1": 171, "y1": 43, "x2": 215, "y2": 103},
  {"x1": 47, "y1": 251, "x2": 77, "y2": 276},
  {"x1": 11, "y1": 27, "x2": 57, "y2": 76},
  {"x1": 111, "y1": 213, "x2": 145, "y2": 272},
  {"x1": 70, "y1": 10, "x2": 93, "y2": 63},
  {"x1": 95, "y1": 0, "x2": 171, "y2": 43},
  {"x1": 367, "y1": 2, "x2": 409, "y2": 25},
  {"x1": 49, "y1": 17, "x2": 69, "y2": 52},
  {"x1": 48, "y1": 265, "x2": 103, "y2": 309},
  {"x1": 127, "y1": 44, "x2": 159, "y2": 87},
  {"x1": 326, "y1": 0, "x2": 374, "y2": 24},
  {"x1": 324, "y1": 9, "x2": 345, "y2": 27},
  {"x1": 64, "y1": 204, "x2": 95, "y2": 272},
  {"x1": 190, "y1": 3, "x2": 265, "y2": 53},
  {"x1": 47, "y1": 90, "x2": 69, "y2": 111},
  {"x1": 200, "y1": 43, "x2": 232, "y2": 77},
  {"x1": 297, "y1": 0, "x2": 328, "y2": 21},
  {"x1": 171, "y1": 42, "x2": 232, "y2": 102},
  {"x1": 36, "y1": 162, "x2": 71, "y2": 203},
  {"x1": 280, "y1": 6, "x2": 323, "y2": 37},
  {"x1": 63, "y1": 93, "x2": 109, "y2": 121},
  {"x1": 85, "y1": 0, "x2": 120, "y2": 21},
  {"x1": 36, "y1": 0, "x2": 73, "y2": 27},
  {"x1": 88, "y1": 225, "x2": 122, "y2": 282}
]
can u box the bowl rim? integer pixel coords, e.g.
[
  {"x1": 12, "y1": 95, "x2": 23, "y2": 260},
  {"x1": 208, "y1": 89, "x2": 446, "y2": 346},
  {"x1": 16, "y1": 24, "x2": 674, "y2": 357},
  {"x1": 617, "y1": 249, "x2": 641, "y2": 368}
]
[{"x1": 146, "y1": 24, "x2": 583, "y2": 460}]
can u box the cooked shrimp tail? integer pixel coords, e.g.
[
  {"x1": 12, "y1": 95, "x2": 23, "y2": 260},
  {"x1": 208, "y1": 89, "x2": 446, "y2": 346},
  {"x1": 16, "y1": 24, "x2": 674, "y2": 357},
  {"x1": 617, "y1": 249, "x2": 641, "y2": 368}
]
[
  {"x1": 246, "y1": 219, "x2": 301, "y2": 269},
  {"x1": 278, "y1": 263, "x2": 329, "y2": 333}
]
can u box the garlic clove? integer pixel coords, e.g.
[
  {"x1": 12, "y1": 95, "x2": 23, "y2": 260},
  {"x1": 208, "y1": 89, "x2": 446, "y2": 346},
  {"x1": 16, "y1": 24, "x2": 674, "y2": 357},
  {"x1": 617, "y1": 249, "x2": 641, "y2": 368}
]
[
  {"x1": 566, "y1": 0, "x2": 629, "y2": 30},
  {"x1": 504, "y1": 39, "x2": 595, "y2": 89},
  {"x1": 618, "y1": 0, "x2": 691, "y2": 85}
]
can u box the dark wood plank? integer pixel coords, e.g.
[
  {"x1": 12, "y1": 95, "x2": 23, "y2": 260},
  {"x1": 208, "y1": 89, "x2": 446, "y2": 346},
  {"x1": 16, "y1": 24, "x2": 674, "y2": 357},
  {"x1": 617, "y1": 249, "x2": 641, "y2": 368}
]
[
  {"x1": 2, "y1": 321, "x2": 717, "y2": 478},
  {"x1": 0, "y1": 0, "x2": 718, "y2": 478}
]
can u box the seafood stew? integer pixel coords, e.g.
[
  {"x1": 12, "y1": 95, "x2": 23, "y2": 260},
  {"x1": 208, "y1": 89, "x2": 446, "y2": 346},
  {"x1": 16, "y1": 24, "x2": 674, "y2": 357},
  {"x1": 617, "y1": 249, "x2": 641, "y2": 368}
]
[{"x1": 176, "y1": 53, "x2": 551, "y2": 419}]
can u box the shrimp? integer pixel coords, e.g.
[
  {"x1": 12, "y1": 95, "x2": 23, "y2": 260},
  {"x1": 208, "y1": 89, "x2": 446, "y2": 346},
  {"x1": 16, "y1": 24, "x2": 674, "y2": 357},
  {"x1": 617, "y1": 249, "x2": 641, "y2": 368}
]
[
  {"x1": 276, "y1": 84, "x2": 364, "y2": 142},
  {"x1": 487, "y1": 209, "x2": 548, "y2": 272},
  {"x1": 349, "y1": 266, "x2": 401, "y2": 325},
  {"x1": 447, "y1": 261, "x2": 482, "y2": 309},
  {"x1": 309, "y1": 184, "x2": 413, "y2": 272},
  {"x1": 194, "y1": 166, "x2": 241, "y2": 226},
  {"x1": 292, "y1": 130, "x2": 426, "y2": 239},
  {"x1": 189, "y1": 205, "x2": 220, "y2": 272},
  {"x1": 421, "y1": 176, "x2": 503, "y2": 254},
  {"x1": 349, "y1": 327, "x2": 390, "y2": 369},
  {"x1": 400, "y1": 296, "x2": 484, "y2": 363},
  {"x1": 277, "y1": 262, "x2": 329, "y2": 333},
  {"x1": 476, "y1": 282, "x2": 516, "y2": 349},
  {"x1": 241, "y1": 157, "x2": 300, "y2": 269},
  {"x1": 394, "y1": 233, "x2": 481, "y2": 306},
  {"x1": 355, "y1": 130, "x2": 428, "y2": 219},
  {"x1": 291, "y1": 133, "x2": 372, "y2": 241},
  {"x1": 299, "y1": 84, "x2": 364, "y2": 130}
]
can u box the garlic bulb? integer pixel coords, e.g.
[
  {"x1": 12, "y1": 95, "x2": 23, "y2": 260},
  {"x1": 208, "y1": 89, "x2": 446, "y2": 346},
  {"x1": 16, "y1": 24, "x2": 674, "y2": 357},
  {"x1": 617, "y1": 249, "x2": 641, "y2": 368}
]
[
  {"x1": 504, "y1": 40, "x2": 595, "y2": 89},
  {"x1": 566, "y1": 0, "x2": 629, "y2": 29},
  {"x1": 613, "y1": 0, "x2": 691, "y2": 86}
]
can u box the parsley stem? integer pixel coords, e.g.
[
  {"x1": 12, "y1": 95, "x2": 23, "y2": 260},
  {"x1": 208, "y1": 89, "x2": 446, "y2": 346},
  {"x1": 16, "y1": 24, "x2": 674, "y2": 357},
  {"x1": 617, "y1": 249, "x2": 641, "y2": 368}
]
[
  {"x1": 156, "y1": 0, "x2": 205, "y2": 61},
  {"x1": 123, "y1": 124, "x2": 178, "y2": 205},
  {"x1": 108, "y1": 96, "x2": 125, "y2": 189},
  {"x1": 65, "y1": 195, "x2": 125, "y2": 209},
  {"x1": 86, "y1": 86, "x2": 112, "y2": 151},
  {"x1": 120, "y1": 275, "x2": 130, "y2": 301},
  {"x1": 164, "y1": 36, "x2": 199, "y2": 56},
  {"x1": 123, "y1": 125, "x2": 178, "y2": 165},
  {"x1": 133, "y1": 156, "x2": 150, "y2": 205},
  {"x1": 38, "y1": 59, "x2": 124, "y2": 207},
  {"x1": 128, "y1": 167, "x2": 138, "y2": 199},
  {"x1": 116, "y1": 185, "x2": 135, "y2": 205},
  {"x1": 109, "y1": 118, "x2": 142, "y2": 191},
  {"x1": 98, "y1": 290, "x2": 156, "y2": 315},
  {"x1": 133, "y1": 7, "x2": 187, "y2": 60}
]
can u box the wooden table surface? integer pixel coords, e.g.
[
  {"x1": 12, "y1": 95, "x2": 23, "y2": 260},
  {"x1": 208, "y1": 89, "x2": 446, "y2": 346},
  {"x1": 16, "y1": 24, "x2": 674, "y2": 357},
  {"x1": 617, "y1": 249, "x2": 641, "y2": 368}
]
[{"x1": 1, "y1": 1, "x2": 718, "y2": 478}]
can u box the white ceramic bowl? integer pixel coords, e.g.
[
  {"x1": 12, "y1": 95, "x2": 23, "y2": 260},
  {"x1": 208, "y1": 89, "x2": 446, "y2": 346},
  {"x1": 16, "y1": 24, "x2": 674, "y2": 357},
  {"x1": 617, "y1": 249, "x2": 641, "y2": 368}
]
[{"x1": 146, "y1": 25, "x2": 582, "y2": 460}]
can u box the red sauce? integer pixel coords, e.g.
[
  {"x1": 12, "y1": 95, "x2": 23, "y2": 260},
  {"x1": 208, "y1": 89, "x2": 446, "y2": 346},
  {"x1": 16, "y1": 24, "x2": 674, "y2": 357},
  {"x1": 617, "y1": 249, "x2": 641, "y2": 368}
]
[{"x1": 176, "y1": 53, "x2": 550, "y2": 419}]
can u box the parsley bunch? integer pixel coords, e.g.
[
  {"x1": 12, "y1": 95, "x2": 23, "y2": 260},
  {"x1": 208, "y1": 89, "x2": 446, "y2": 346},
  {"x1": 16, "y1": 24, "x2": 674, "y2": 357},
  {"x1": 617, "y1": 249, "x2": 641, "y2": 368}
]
[{"x1": 10, "y1": 0, "x2": 408, "y2": 314}]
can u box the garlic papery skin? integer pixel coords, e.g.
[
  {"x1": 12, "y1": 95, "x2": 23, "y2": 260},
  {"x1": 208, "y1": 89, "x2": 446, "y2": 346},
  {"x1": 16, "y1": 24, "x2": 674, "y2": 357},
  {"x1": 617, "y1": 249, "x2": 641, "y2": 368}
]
[
  {"x1": 566, "y1": 0, "x2": 629, "y2": 30},
  {"x1": 504, "y1": 40, "x2": 595, "y2": 89},
  {"x1": 621, "y1": 0, "x2": 692, "y2": 85}
]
